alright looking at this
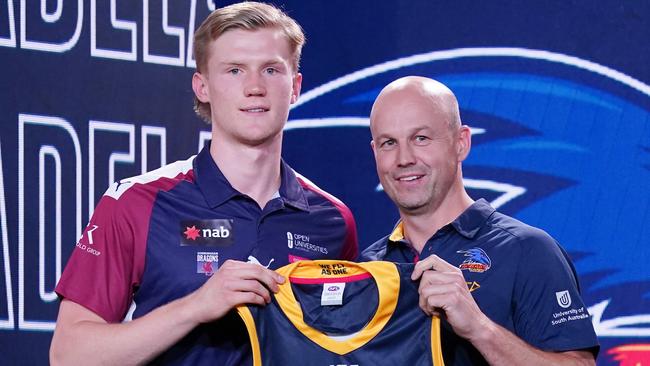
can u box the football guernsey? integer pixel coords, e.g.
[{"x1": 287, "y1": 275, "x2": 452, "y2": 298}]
[
  {"x1": 55, "y1": 143, "x2": 358, "y2": 365},
  {"x1": 237, "y1": 260, "x2": 445, "y2": 366},
  {"x1": 361, "y1": 199, "x2": 599, "y2": 365}
]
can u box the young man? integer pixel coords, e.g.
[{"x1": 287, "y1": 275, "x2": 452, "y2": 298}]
[
  {"x1": 50, "y1": 3, "x2": 357, "y2": 365},
  {"x1": 361, "y1": 76, "x2": 598, "y2": 365}
]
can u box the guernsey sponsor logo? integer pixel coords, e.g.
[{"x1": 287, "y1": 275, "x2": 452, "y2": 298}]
[
  {"x1": 180, "y1": 219, "x2": 234, "y2": 246},
  {"x1": 197, "y1": 252, "x2": 219, "y2": 275},
  {"x1": 247, "y1": 255, "x2": 275, "y2": 269},
  {"x1": 556, "y1": 290, "x2": 572, "y2": 308},
  {"x1": 551, "y1": 306, "x2": 589, "y2": 326},
  {"x1": 75, "y1": 224, "x2": 102, "y2": 256},
  {"x1": 287, "y1": 231, "x2": 328, "y2": 254},
  {"x1": 287, "y1": 232, "x2": 294, "y2": 248}
]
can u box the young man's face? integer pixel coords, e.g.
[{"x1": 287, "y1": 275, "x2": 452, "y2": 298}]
[{"x1": 193, "y1": 27, "x2": 302, "y2": 147}]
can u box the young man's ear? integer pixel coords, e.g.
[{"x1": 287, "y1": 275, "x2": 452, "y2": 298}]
[
  {"x1": 290, "y1": 73, "x2": 303, "y2": 104},
  {"x1": 192, "y1": 72, "x2": 210, "y2": 103}
]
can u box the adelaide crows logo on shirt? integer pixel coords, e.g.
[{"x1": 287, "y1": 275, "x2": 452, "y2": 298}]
[
  {"x1": 180, "y1": 219, "x2": 234, "y2": 246},
  {"x1": 457, "y1": 248, "x2": 491, "y2": 273}
]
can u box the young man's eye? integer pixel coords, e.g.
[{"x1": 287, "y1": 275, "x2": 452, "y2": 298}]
[
  {"x1": 229, "y1": 68, "x2": 240, "y2": 75},
  {"x1": 265, "y1": 68, "x2": 277, "y2": 75}
]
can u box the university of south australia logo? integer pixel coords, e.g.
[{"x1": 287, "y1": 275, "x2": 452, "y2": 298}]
[{"x1": 556, "y1": 290, "x2": 572, "y2": 308}]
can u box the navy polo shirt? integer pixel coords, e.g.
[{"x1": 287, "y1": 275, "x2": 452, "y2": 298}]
[
  {"x1": 361, "y1": 199, "x2": 598, "y2": 365},
  {"x1": 57, "y1": 143, "x2": 358, "y2": 365}
]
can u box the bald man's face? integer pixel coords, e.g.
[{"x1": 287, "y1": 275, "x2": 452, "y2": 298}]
[{"x1": 370, "y1": 86, "x2": 466, "y2": 215}]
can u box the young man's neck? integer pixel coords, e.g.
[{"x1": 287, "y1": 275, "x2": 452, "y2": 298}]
[
  {"x1": 400, "y1": 185, "x2": 474, "y2": 253},
  {"x1": 209, "y1": 135, "x2": 283, "y2": 209}
]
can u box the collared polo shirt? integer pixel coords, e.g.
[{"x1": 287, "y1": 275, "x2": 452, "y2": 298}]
[
  {"x1": 56, "y1": 143, "x2": 358, "y2": 365},
  {"x1": 361, "y1": 199, "x2": 598, "y2": 365}
]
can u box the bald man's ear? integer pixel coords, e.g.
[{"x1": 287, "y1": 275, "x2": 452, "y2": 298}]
[
  {"x1": 457, "y1": 125, "x2": 471, "y2": 161},
  {"x1": 370, "y1": 140, "x2": 377, "y2": 157}
]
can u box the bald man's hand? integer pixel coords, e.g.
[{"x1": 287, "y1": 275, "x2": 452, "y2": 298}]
[{"x1": 411, "y1": 254, "x2": 491, "y2": 341}]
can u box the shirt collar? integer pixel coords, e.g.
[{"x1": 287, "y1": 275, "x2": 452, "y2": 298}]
[
  {"x1": 278, "y1": 160, "x2": 309, "y2": 211},
  {"x1": 450, "y1": 199, "x2": 495, "y2": 238},
  {"x1": 388, "y1": 222, "x2": 405, "y2": 242},
  {"x1": 388, "y1": 198, "x2": 495, "y2": 242},
  {"x1": 194, "y1": 142, "x2": 309, "y2": 211}
]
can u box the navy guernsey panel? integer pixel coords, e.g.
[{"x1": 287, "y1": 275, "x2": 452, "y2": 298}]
[{"x1": 238, "y1": 260, "x2": 445, "y2": 366}]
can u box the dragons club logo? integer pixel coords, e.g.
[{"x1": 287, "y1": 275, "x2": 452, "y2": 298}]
[{"x1": 282, "y1": 48, "x2": 650, "y2": 364}]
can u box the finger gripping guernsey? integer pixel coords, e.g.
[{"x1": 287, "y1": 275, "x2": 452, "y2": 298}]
[{"x1": 237, "y1": 260, "x2": 445, "y2": 366}]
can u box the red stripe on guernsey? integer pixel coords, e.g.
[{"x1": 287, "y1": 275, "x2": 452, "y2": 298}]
[
  {"x1": 55, "y1": 157, "x2": 194, "y2": 323},
  {"x1": 289, "y1": 254, "x2": 309, "y2": 263},
  {"x1": 295, "y1": 173, "x2": 359, "y2": 260},
  {"x1": 289, "y1": 272, "x2": 372, "y2": 284}
]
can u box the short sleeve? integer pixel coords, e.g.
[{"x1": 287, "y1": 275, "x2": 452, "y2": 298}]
[
  {"x1": 512, "y1": 231, "x2": 599, "y2": 353},
  {"x1": 55, "y1": 191, "x2": 141, "y2": 323}
]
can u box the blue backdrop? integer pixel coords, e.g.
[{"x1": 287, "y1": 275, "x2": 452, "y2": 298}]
[{"x1": 0, "y1": 1, "x2": 648, "y2": 364}]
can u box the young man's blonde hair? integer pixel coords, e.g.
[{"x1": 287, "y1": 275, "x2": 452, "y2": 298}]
[{"x1": 193, "y1": 1, "x2": 306, "y2": 122}]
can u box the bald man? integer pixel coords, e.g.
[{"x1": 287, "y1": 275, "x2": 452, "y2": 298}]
[{"x1": 361, "y1": 76, "x2": 599, "y2": 365}]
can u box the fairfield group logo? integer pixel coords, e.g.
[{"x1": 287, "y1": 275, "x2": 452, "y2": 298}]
[
  {"x1": 75, "y1": 224, "x2": 101, "y2": 256},
  {"x1": 180, "y1": 219, "x2": 234, "y2": 246}
]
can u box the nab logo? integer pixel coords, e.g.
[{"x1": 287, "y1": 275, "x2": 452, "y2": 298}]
[
  {"x1": 328, "y1": 286, "x2": 340, "y2": 291},
  {"x1": 201, "y1": 226, "x2": 230, "y2": 238},
  {"x1": 180, "y1": 219, "x2": 234, "y2": 246},
  {"x1": 556, "y1": 290, "x2": 572, "y2": 308}
]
